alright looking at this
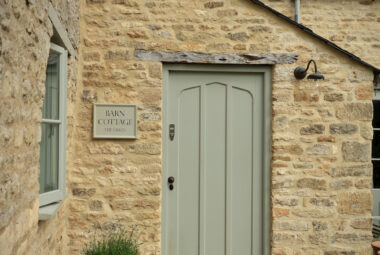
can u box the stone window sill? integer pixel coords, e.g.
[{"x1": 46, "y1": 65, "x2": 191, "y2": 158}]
[{"x1": 38, "y1": 201, "x2": 62, "y2": 221}]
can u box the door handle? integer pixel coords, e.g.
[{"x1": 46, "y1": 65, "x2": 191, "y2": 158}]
[
  {"x1": 169, "y1": 124, "x2": 175, "y2": 140},
  {"x1": 168, "y1": 176, "x2": 175, "y2": 190}
]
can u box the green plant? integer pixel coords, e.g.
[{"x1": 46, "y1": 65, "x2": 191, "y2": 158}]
[{"x1": 83, "y1": 228, "x2": 139, "y2": 255}]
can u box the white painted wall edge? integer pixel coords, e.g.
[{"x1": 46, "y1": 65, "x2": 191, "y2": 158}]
[
  {"x1": 38, "y1": 201, "x2": 63, "y2": 221},
  {"x1": 48, "y1": 3, "x2": 76, "y2": 58}
]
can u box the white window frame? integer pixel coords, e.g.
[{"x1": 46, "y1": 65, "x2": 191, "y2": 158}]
[{"x1": 39, "y1": 43, "x2": 67, "y2": 208}]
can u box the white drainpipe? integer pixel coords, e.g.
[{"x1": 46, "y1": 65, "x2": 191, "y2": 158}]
[{"x1": 295, "y1": 0, "x2": 300, "y2": 23}]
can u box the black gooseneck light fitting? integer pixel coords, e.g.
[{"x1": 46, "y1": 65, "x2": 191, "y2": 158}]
[{"x1": 294, "y1": 59, "x2": 325, "y2": 80}]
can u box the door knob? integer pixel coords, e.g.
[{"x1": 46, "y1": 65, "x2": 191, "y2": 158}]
[{"x1": 168, "y1": 176, "x2": 175, "y2": 190}]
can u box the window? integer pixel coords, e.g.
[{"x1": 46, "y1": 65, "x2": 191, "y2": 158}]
[
  {"x1": 373, "y1": 92, "x2": 380, "y2": 228},
  {"x1": 39, "y1": 43, "x2": 67, "y2": 208},
  {"x1": 38, "y1": 3, "x2": 74, "y2": 220}
]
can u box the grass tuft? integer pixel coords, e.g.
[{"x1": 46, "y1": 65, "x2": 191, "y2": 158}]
[{"x1": 83, "y1": 228, "x2": 139, "y2": 255}]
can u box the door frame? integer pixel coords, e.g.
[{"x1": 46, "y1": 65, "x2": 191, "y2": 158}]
[{"x1": 162, "y1": 64, "x2": 271, "y2": 255}]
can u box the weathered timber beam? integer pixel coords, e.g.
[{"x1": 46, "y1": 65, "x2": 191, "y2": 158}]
[{"x1": 134, "y1": 49, "x2": 298, "y2": 65}]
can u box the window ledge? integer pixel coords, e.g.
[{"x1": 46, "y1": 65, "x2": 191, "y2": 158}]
[{"x1": 38, "y1": 201, "x2": 62, "y2": 221}]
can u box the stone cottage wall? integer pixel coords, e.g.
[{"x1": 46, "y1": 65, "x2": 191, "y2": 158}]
[
  {"x1": 261, "y1": 0, "x2": 380, "y2": 67},
  {"x1": 0, "y1": 0, "x2": 376, "y2": 254},
  {"x1": 73, "y1": 0, "x2": 375, "y2": 254},
  {"x1": 0, "y1": 0, "x2": 79, "y2": 254}
]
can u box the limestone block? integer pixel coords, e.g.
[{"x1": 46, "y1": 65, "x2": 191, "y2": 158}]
[
  {"x1": 204, "y1": 2, "x2": 224, "y2": 9},
  {"x1": 329, "y1": 179, "x2": 353, "y2": 190},
  {"x1": 323, "y1": 250, "x2": 356, "y2": 255},
  {"x1": 329, "y1": 123, "x2": 358, "y2": 134},
  {"x1": 104, "y1": 50, "x2": 130, "y2": 60},
  {"x1": 337, "y1": 192, "x2": 372, "y2": 215},
  {"x1": 274, "y1": 197, "x2": 299, "y2": 207},
  {"x1": 342, "y1": 141, "x2": 371, "y2": 162},
  {"x1": 309, "y1": 198, "x2": 335, "y2": 207},
  {"x1": 331, "y1": 233, "x2": 372, "y2": 244},
  {"x1": 272, "y1": 248, "x2": 293, "y2": 255},
  {"x1": 355, "y1": 85, "x2": 373, "y2": 100},
  {"x1": 306, "y1": 144, "x2": 331, "y2": 155},
  {"x1": 317, "y1": 136, "x2": 336, "y2": 143},
  {"x1": 273, "y1": 208, "x2": 290, "y2": 217},
  {"x1": 83, "y1": 52, "x2": 100, "y2": 61},
  {"x1": 292, "y1": 208, "x2": 335, "y2": 218},
  {"x1": 312, "y1": 221, "x2": 328, "y2": 231},
  {"x1": 293, "y1": 162, "x2": 314, "y2": 169},
  {"x1": 355, "y1": 179, "x2": 372, "y2": 189},
  {"x1": 272, "y1": 220, "x2": 309, "y2": 231},
  {"x1": 273, "y1": 179, "x2": 295, "y2": 189},
  {"x1": 272, "y1": 233, "x2": 305, "y2": 245},
  {"x1": 140, "y1": 112, "x2": 161, "y2": 121},
  {"x1": 217, "y1": 9, "x2": 238, "y2": 17},
  {"x1": 324, "y1": 93, "x2": 344, "y2": 102},
  {"x1": 273, "y1": 144, "x2": 303, "y2": 155},
  {"x1": 86, "y1": 0, "x2": 106, "y2": 4},
  {"x1": 129, "y1": 143, "x2": 161, "y2": 155},
  {"x1": 350, "y1": 218, "x2": 371, "y2": 230},
  {"x1": 300, "y1": 124, "x2": 325, "y2": 135},
  {"x1": 87, "y1": 143, "x2": 125, "y2": 154},
  {"x1": 294, "y1": 89, "x2": 319, "y2": 102},
  {"x1": 72, "y1": 188, "x2": 96, "y2": 197},
  {"x1": 225, "y1": 32, "x2": 249, "y2": 42},
  {"x1": 330, "y1": 164, "x2": 371, "y2": 177},
  {"x1": 360, "y1": 123, "x2": 373, "y2": 140},
  {"x1": 308, "y1": 232, "x2": 328, "y2": 246},
  {"x1": 336, "y1": 103, "x2": 373, "y2": 121},
  {"x1": 89, "y1": 200, "x2": 103, "y2": 211},
  {"x1": 297, "y1": 178, "x2": 327, "y2": 190}
]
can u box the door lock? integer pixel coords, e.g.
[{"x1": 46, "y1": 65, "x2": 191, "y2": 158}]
[{"x1": 168, "y1": 176, "x2": 175, "y2": 190}]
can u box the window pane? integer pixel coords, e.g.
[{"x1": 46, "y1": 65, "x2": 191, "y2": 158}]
[
  {"x1": 373, "y1": 100, "x2": 380, "y2": 128},
  {"x1": 42, "y1": 51, "x2": 60, "y2": 120},
  {"x1": 373, "y1": 189, "x2": 380, "y2": 219},
  {"x1": 374, "y1": 160, "x2": 380, "y2": 188},
  {"x1": 39, "y1": 123, "x2": 59, "y2": 193},
  {"x1": 373, "y1": 131, "x2": 380, "y2": 158}
]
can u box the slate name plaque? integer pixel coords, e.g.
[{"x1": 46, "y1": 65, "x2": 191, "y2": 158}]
[{"x1": 93, "y1": 104, "x2": 137, "y2": 139}]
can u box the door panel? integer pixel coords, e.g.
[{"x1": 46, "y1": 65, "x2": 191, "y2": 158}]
[
  {"x1": 204, "y1": 83, "x2": 227, "y2": 255},
  {"x1": 230, "y1": 87, "x2": 254, "y2": 254},
  {"x1": 164, "y1": 66, "x2": 269, "y2": 255},
  {"x1": 178, "y1": 87, "x2": 201, "y2": 255}
]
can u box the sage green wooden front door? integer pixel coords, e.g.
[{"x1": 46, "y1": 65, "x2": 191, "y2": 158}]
[{"x1": 163, "y1": 65, "x2": 270, "y2": 255}]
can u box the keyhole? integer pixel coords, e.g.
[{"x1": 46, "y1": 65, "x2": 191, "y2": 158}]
[{"x1": 169, "y1": 184, "x2": 174, "y2": 190}]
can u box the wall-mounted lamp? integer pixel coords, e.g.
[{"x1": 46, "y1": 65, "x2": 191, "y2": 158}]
[{"x1": 294, "y1": 59, "x2": 325, "y2": 80}]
